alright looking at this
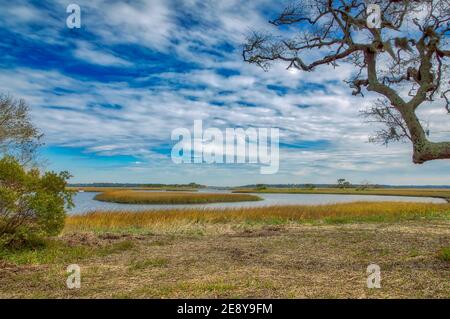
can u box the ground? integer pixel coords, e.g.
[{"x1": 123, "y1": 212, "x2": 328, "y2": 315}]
[{"x1": 1, "y1": 219, "x2": 449, "y2": 298}]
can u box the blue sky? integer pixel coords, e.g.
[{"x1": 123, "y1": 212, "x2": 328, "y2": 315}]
[{"x1": 1, "y1": 0, "x2": 449, "y2": 186}]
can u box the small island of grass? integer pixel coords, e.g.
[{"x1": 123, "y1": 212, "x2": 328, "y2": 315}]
[
  {"x1": 93, "y1": 191, "x2": 262, "y2": 205},
  {"x1": 232, "y1": 187, "x2": 450, "y2": 203}
]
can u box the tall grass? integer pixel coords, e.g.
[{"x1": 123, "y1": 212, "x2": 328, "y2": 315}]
[
  {"x1": 67, "y1": 187, "x2": 198, "y2": 193},
  {"x1": 233, "y1": 188, "x2": 450, "y2": 202},
  {"x1": 93, "y1": 191, "x2": 262, "y2": 205},
  {"x1": 65, "y1": 201, "x2": 450, "y2": 231}
]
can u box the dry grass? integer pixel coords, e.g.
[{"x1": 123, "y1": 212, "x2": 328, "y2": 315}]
[
  {"x1": 65, "y1": 202, "x2": 450, "y2": 233},
  {"x1": 233, "y1": 188, "x2": 450, "y2": 202},
  {"x1": 1, "y1": 220, "x2": 449, "y2": 298},
  {"x1": 2, "y1": 202, "x2": 449, "y2": 298},
  {"x1": 93, "y1": 191, "x2": 261, "y2": 205}
]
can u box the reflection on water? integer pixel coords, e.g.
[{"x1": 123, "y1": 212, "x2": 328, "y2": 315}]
[{"x1": 69, "y1": 189, "x2": 447, "y2": 215}]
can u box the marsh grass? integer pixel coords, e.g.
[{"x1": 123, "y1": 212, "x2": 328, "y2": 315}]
[
  {"x1": 0, "y1": 240, "x2": 95, "y2": 266},
  {"x1": 93, "y1": 191, "x2": 262, "y2": 205},
  {"x1": 97, "y1": 240, "x2": 135, "y2": 256},
  {"x1": 0, "y1": 238, "x2": 136, "y2": 266},
  {"x1": 67, "y1": 187, "x2": 198, "y2": 193},
  {"x1": 2, "y1": 202, "x2": 449, "y2": 298},
  {"x1": 233, "y1": 188, "x2": 450, "y2": 202},
  {"x1": 0, "y1": 240, "x2": 92, "y2": 265},
  {"x1": 65, "y1": 202, "x2": 450, "y2": 232}
]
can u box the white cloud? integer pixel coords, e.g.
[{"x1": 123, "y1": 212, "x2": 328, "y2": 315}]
[
  {"x1": 1, "y1": 0, "x2": 449, "y2": 185},
  {"x1": 90, "y1": 0, "x2": 174, "y2": 50},
  {"x1": 73, "y1": 42, "x2": 132, "y2": 66}
]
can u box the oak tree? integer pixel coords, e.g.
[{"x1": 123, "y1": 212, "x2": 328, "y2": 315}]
[{"x1": 243, "y1": 0, "x2": 450, "y2": 164}]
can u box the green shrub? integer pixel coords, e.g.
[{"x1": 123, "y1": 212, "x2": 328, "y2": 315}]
[{"x1": 0, "y1": 156, "x2": 74, "y2": 248}]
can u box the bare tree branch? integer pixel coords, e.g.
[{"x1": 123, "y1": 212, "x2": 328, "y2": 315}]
[{"x1": 243, "y1": 0, "x2": 450, "y2": 164}]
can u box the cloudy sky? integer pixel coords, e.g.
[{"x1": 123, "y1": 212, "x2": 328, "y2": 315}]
[{"x1": 1, "y1": 0, "x2": 449, "y2": 186}]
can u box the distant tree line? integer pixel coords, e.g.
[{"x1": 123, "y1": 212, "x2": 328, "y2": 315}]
[{"x1": 240, "y1": 183, "x2": 450, "y2": 189}]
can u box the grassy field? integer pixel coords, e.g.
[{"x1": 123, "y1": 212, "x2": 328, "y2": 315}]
[
  {"x1": 93, "y1": 191, "x2": 262, "y2": 205},
  {"x1": 0, "y1": 202, "x2": 449, "y2": 298},
  {"x1": 233, "y1": 188, "x2": 450, "y2": 202}
]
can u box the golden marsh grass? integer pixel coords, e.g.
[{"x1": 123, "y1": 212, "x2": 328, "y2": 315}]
[
  {"x1": 233, "y1": 188, "x2": 450, "y2": 202},
  {"x1": 3, "y1": 202, "x2": 449, "y2": 298},
  {"x1": 67, "y1": 187, "x2": 199, "y2": 193},
  {"x1": 93, "y1": 190, "x2": 262, "y2": 205},
  {"x1": 65, "y1": 201, "x2": 450, "y2": 231}
]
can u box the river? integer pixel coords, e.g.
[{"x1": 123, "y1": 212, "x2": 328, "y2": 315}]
[{"x1": 69, "y1": 189, "x2": 446, "y2": 215}]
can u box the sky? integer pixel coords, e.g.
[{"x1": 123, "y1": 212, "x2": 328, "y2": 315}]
[{"x1": 0, "y1": 0, "x2": 449, "y2": 186}]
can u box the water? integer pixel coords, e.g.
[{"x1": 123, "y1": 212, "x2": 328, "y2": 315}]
[{"x1": 69, "y1": 190, "x2": 446, "y2": 215}]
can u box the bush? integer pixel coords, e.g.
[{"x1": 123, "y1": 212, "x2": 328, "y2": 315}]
[{"x1": 0, "y1": 156, "x2": 74, "y2": 248}]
